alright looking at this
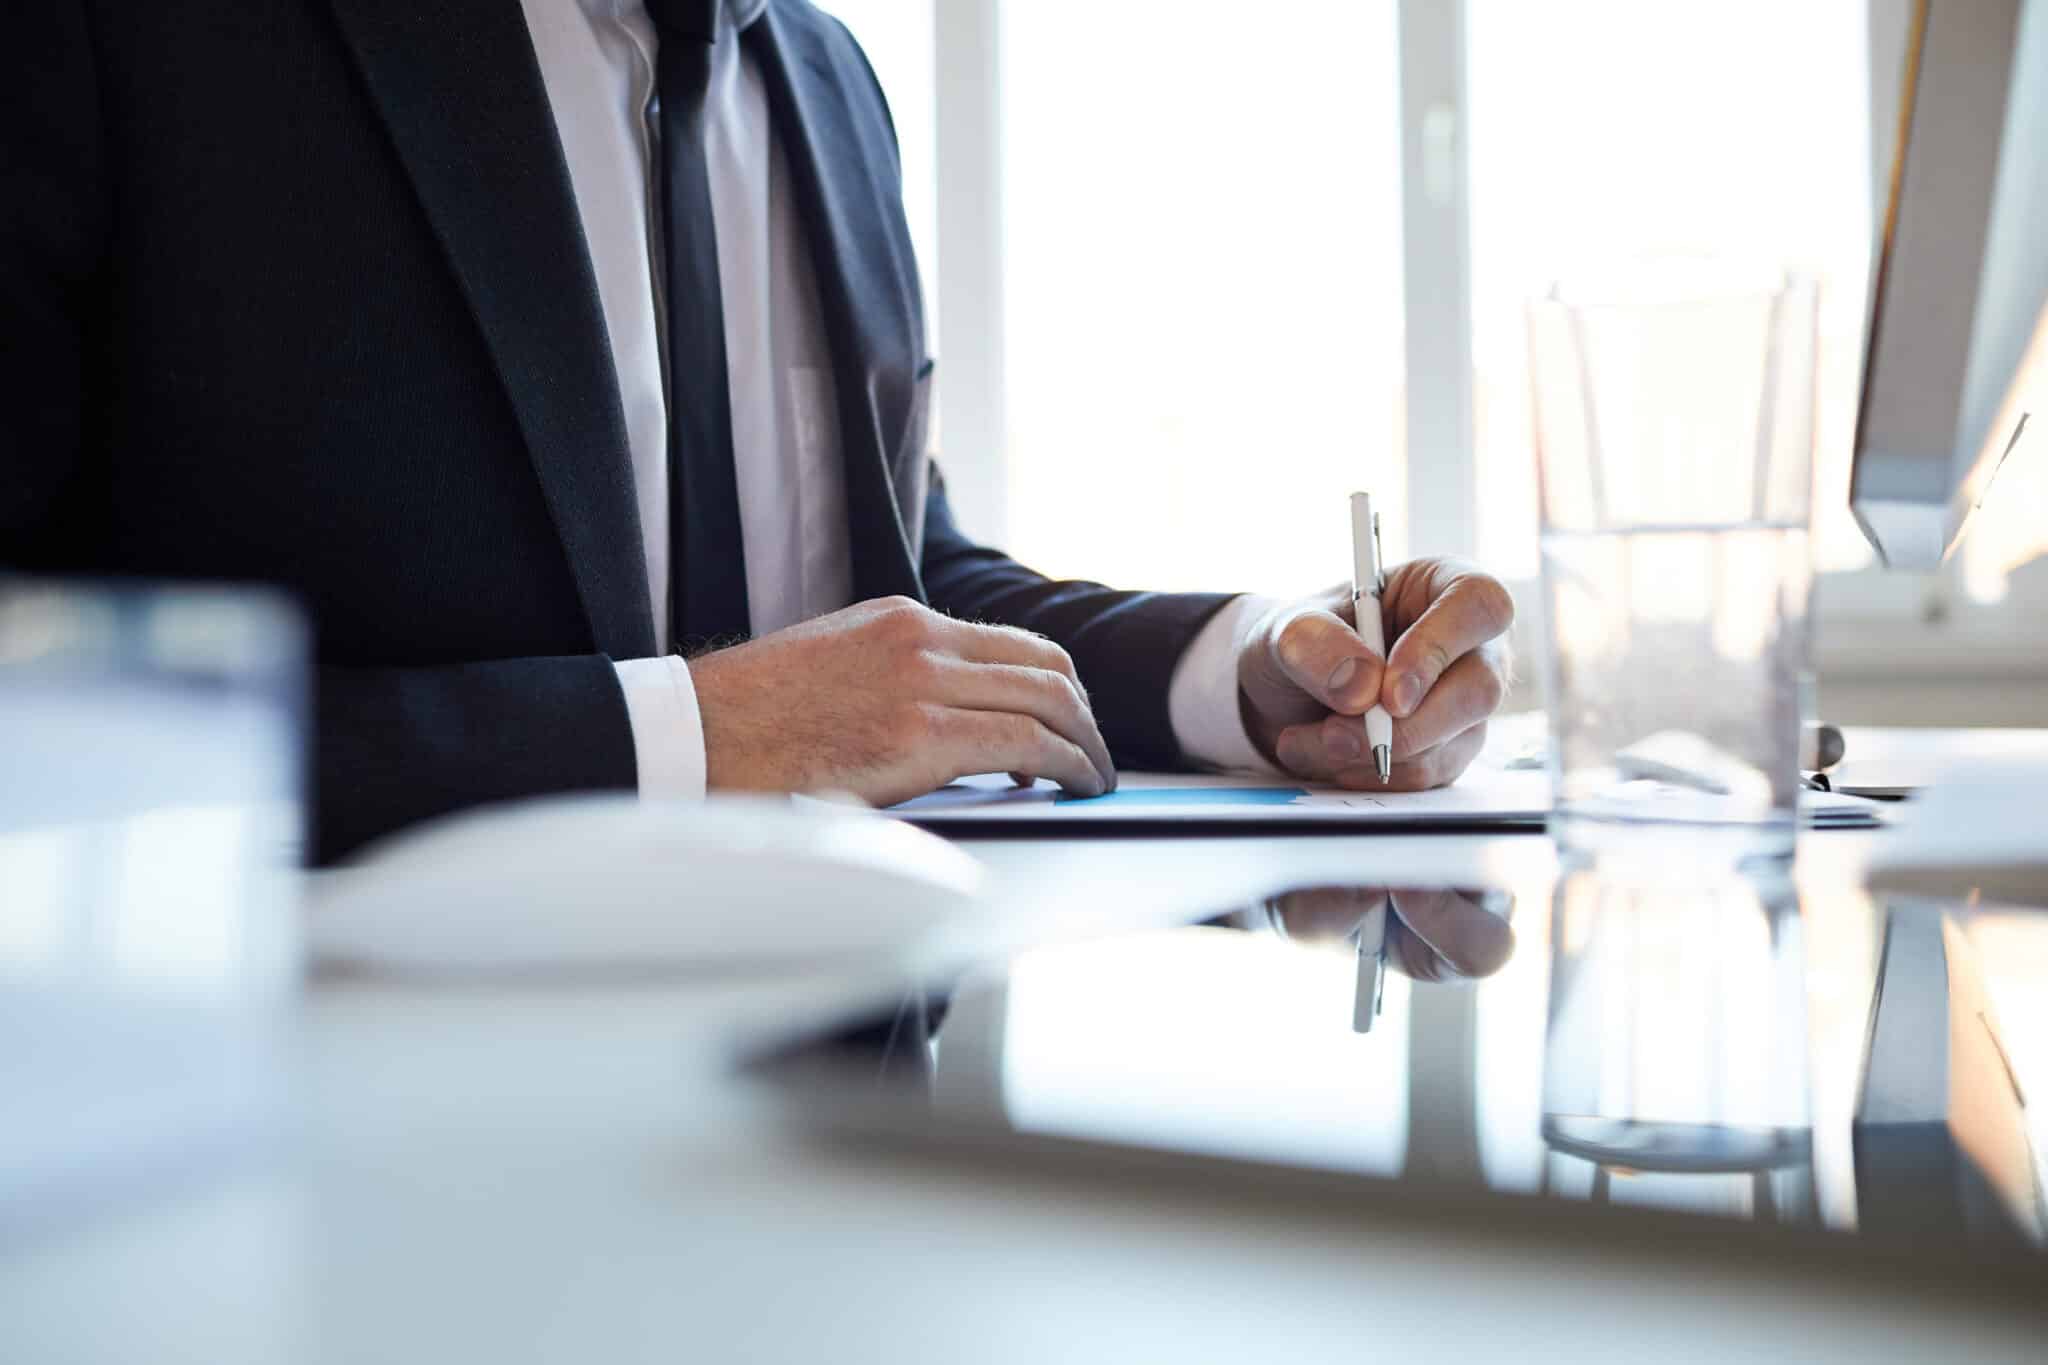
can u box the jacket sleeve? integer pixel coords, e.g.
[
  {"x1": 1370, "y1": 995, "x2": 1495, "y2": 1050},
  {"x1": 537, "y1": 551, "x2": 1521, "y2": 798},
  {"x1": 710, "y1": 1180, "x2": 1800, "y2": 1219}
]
[
  {"x1": 917, "y1": 467, "x2": 1235, "y2": 772},
  {"x1": 312, "y1": 657, "x2": 638, "y2": 864}
]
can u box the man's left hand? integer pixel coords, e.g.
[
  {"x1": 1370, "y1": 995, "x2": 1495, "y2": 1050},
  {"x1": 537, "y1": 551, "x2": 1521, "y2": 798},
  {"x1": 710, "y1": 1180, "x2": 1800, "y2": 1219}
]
[{"x1": 1237, "y1": 560, "x2": 1515, "y2": 790}]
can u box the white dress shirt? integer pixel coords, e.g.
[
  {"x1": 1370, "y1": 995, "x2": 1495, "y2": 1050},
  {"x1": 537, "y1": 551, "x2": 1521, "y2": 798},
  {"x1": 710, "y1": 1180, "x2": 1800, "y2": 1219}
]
[{"x1": 519, "y1": 0, "x2": 1269, "y2": 794}]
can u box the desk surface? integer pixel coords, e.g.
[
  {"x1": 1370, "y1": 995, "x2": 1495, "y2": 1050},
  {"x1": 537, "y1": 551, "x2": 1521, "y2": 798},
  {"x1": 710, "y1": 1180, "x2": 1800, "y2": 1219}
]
[{"x1": 5, "y1": 730, "x2": 2047, "y2": 1364}]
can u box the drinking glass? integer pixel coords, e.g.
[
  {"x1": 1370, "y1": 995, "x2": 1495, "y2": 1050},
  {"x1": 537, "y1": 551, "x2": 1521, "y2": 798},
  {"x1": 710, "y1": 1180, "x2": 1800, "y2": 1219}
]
[
  {"x1": 1527, "y1": 261, "x2": 1818, "y2": 856},
  {"x1": 0, "y1": 581, "x2": 305, "y2": 1228}
]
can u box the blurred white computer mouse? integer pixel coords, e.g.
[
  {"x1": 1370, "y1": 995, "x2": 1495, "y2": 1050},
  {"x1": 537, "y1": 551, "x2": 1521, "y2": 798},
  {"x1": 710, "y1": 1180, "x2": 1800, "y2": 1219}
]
[{"x1": 305, "y1": 794, "x2": 986, "y2": 975}]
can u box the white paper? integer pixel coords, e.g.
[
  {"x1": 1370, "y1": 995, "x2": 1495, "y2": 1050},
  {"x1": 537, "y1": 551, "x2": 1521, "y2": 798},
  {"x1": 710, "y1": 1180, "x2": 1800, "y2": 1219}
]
[{"x1": 887, "y1": 767, "x2": 1881, "y2": 829}]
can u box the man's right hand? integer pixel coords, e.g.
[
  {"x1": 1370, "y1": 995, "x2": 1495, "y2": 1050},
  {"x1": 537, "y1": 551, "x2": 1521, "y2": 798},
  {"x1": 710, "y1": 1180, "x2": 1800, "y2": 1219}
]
[{"x1": 689, "y1": 596, "x2": 1115, "y2": 807}]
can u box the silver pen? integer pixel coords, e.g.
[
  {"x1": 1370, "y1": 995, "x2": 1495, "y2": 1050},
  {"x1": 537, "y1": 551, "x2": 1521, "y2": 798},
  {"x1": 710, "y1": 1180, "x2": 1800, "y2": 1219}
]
[{"x1": 1349, "y1": 492, "x2": 1394, "y2": 784}]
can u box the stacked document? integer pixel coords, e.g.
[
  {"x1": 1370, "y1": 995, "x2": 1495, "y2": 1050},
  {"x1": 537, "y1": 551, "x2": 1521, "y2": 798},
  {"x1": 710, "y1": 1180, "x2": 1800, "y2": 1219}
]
[{"x1": 888, "y1": 768, "x2": 1884, "y2": 831}]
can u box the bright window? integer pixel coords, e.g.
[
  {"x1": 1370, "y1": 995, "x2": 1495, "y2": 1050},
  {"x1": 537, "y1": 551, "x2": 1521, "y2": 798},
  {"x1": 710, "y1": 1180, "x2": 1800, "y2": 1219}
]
[
  {"x1": 825, "y1": 1, "x2": 2045, "y2": 614},
  {"x1": 1465, "y1": 0, "x2": 1876, "y2": 580},
  {"x1": 999, "y1": 0, "x2": 1406, "y2": 596}
]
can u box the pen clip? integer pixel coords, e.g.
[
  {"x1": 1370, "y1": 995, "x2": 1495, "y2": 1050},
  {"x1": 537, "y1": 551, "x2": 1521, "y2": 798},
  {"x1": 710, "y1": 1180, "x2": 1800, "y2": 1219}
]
[{"x1": 1370, "y1": 511, "x2": 1387, "y2": 596}]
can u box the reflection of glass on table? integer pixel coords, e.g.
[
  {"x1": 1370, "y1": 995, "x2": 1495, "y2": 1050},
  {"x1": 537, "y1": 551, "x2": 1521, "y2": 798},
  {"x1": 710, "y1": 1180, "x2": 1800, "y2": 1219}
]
[{"x1": 1539, "y1": 866, "x2": 1814, "y2": 1225}]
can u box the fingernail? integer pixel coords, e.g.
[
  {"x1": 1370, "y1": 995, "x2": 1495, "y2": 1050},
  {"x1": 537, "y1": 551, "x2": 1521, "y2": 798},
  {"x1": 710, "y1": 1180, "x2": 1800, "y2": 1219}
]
[
  {"x1": 1389, "y1": 673, "x2": 1421, "y2": 716},
  {"x1": 1327, "y1": 726, "x2": 1361, "y2": 762},
  {"x1": 1327, "y1": 658, "x2": 1359, "y2": 698}
]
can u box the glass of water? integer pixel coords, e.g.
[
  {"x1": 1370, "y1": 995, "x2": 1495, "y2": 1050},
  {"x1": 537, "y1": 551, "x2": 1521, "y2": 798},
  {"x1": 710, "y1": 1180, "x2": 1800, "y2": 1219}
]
[
  {"x1": 1527, "y1": 260, "x2": 1817, "y2": 855},
  {"x1": 0, "y1": 581, "x2": 305, "y2": 1229}
]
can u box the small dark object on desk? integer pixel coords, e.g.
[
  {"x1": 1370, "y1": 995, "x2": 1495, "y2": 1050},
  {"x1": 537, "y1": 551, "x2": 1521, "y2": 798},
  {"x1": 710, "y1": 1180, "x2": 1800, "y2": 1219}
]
[{"x1": 1813, "y1": 723, "x2": 1846, "y2": 771}]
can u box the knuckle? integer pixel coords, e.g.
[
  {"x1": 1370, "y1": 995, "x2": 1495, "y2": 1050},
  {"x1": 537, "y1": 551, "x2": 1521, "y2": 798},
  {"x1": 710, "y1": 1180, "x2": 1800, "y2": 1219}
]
[
  {"x1": 867, "y1": 597, "x2": 909, "y2": 629},
  {"x1": 1475, "y1": 664, "x2": 1507, "y2": 713},
  {"x1": 1046, "y1": 668, "x2": 1089, "y2": 718},
  {"x1": 901, "y1": 646, "x2": 943, "y2": 687},
  {"x1": 1027, "y1": 666, "x2": 1067, "y2": 711},
  {"x1": 1413, "y1": 740, "x2": 1449, "y2": 787},
  {"x1": 1421, "y1": 640, "x2": 1455, "y2": 680},
  {"x1": 1036, "y1": 636, "x2": 1081, "y2": 681},
  {"x1": 1275, "y1": 614, "x2": 1314, "y2": 671},
  {"x1": 1385, "y1": 721, "x2": 1417, "y2": 761},
  {"x1": 1434, "y1": 726, "x2": 1484, "y2": 786},
  {"x1": 878, "y1": 600, "x2": 936, "y2": 647},
  {"x1": 1495, "y1": 639, "x2": 1519, "y2": 690},
  {"x1": 1003, "y1": 712, "x2": 1046, "y2": 756},
  {"x1": 1461, "y1": 575, "x2": 1516, "y2": 635}
]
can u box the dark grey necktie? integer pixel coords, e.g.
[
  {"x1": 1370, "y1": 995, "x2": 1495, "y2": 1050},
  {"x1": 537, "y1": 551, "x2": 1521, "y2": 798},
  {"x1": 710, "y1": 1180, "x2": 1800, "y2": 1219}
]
[{"x1": 646, "y1": 0, "x2": 749, "y2": 648}]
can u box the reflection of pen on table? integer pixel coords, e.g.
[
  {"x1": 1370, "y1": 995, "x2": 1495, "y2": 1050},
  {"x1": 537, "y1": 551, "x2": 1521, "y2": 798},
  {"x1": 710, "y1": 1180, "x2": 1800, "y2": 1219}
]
[
  {"x1": 1352, "y1": 899, "x2": 1388, "y2": 1033},
  {"x1": 1350, "y1": 492, "x2": 1394, "y2": 784}
]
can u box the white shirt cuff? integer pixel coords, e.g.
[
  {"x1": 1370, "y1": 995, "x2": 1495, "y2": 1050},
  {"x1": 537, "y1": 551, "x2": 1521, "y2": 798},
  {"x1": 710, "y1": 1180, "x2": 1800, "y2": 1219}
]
[
  {"x1": 612, "y1": 656, "x2": 708, "y2": 799},
  {"x1": 1166, "y1": 595, "x2": 1286, "y2": 775}
]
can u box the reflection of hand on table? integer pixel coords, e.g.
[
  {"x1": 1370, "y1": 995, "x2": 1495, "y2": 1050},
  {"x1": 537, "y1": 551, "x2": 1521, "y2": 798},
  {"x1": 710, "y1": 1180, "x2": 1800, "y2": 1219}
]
[{"x1": 1257, "y1": 885, "x2": 1517, "y2": 982}]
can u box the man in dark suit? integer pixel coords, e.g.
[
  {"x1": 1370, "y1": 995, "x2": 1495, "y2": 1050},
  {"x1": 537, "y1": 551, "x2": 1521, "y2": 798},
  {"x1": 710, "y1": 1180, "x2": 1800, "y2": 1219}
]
[{"x1": 3, "y1": 0, "x2": 1512, "y2": 863}]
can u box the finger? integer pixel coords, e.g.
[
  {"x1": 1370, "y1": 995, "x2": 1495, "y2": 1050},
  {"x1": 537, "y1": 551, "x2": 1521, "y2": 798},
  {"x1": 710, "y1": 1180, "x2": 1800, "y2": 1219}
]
[
  {"x1": 1267, "y1": 887, "x2": 1389, "y2": 944},
  {"x1": 1273, "y1": 711, "x2": 1370, "y2": 783},
  {"x1": 1268, "y1": 606, "x2": 1382, "y2": 716},
  {"x1": 1274, "y1": 704, "x2": 1490, "y2": 786},
  {"x1": 1318, "y1": 721, "x2": 1489, "y2": 792},
  {"x1": 928, "y1": 656, "x2": 1116, "y2": 792},
  {"x1": 936, "y1": 707, "x2": 1108, "y2": 798},
  {"x1": 1386, "y1": 888, "x2": 1516, "y2": 981},
  {"x1": 1386, "y1": 645, "x2": 1509, "y2": 758},
  {"x1": 940, "y1": 617, "x2": 1086, "y2": 690},
  {"x1": 1382, "y1": 573, "x2": 1515, "y2": 719}
]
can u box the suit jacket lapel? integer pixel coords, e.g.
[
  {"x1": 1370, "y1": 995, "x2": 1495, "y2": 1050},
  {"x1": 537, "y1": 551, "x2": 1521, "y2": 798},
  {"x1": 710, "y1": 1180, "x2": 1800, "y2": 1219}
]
[
  {"x1": 746, "y1": 6, "x2": 925, "y2": 604},
  {"x1": 327, "y1": 0, "x2": 655, "y2": 657}
]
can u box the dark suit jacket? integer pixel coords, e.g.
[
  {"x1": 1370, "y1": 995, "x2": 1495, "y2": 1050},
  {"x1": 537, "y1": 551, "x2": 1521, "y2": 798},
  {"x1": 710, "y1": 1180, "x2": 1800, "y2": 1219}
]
[{"x1": 2, "y1": 0, "x2": 1234, "y2": 861}]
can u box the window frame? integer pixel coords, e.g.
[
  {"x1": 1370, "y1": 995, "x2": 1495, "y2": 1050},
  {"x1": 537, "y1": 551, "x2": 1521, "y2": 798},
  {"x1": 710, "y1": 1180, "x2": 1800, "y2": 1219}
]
[{"x1": 931, "y1": 0, "x2": 1009, "y2": 543}]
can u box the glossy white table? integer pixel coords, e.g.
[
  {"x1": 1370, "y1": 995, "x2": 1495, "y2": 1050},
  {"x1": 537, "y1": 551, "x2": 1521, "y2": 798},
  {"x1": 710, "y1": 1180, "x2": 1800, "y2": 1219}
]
[{"x1": 6, "y1": 731, "x2": 2045, "y2": 1364}]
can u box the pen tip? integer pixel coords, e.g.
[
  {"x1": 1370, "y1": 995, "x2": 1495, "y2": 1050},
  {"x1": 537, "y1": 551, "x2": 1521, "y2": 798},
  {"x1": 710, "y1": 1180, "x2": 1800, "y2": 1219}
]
[{"x1": 1373, "y1": 744, "x2": 1391, "y2": 785}]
